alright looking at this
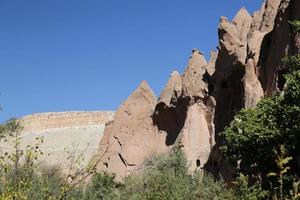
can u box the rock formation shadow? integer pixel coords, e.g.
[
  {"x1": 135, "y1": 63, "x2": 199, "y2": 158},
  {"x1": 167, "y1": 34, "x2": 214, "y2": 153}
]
[{"x1": 152, "y1": 99, "x2": 188, "y2": 146}]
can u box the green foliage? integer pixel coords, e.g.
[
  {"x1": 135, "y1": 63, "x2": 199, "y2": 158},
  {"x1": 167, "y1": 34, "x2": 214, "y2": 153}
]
[
  {"x1": 117, "y1": 149, "x2": 193, "y2": 200},
  {"x1": 82, "y1": 148, "x2": 240, "y2": 200},
  {"x1": 221, "y1": 54, "x2": 300, "y2": 198},
  {"x1": 290, "y1": 20, "x2": 300, "y2": 34},
  {"x1": 0, "y1": 121, "x2": 269, "y2": 200},
  {"x1": 232, "y1": 174, "x2": 268, "y2": 200},
  {"x1": 0, "y1": 119, "x2": 22, "y2": 139},
  {"x1": 220, "y1": 97, "x2": 282, "y2": 176},
  {"x1": 83, "y1": 172, "x2": 119, "y2": 200},
  {"x1": 268, "y1": 146, "x2": 292, "y2": 200},
  {"x1": 110, "y1": 148, "x2": 232, "y2": 200},
  {"x1": 0, "y1": 119, "x2": 86, "y2": 200}
]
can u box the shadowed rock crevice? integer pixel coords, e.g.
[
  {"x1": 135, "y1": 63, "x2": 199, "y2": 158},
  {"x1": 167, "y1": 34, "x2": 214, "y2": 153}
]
[
  {"x1": 257, "y1": 0, "x2": 300, "y2": 95},
  {"x1": 152, "y1": 98, "x2": 189, "y2": 146},
  {"x1": 213, "y1": 64, "x2": 245, "y2": 140}
]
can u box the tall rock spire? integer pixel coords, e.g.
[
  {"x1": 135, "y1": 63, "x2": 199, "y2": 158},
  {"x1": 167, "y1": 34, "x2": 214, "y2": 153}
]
[
  {"x1": 182, "y1": 49, "x2": 208, "y2": 101},
  {"x1": 97, "y1": 81, "x2": 167, "y2": 180}
]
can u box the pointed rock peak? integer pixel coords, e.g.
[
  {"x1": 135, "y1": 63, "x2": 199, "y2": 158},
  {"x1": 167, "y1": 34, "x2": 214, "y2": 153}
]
[
  {"x1": 192, "y1": 48, "x2": 203, "y2": 54},
  {"x1": 169, "y1": 70, "x2": 181, "y2": 80},
  {"x1": 170, "y1": 70, "x2": 180, "y2": 77},
  {"x1": 158, "y1": 71, "x2": 182, "y2": 106},
  {"x1": 139, "y1": 80, "x2": 151, "y2": 90},
  {"x1": 188, "y1": 48, "x2": 207, "y2": 69},
  {"x1": 135, "y1": 80, "x2": 156, "y2": 98},
  {"x1": 232, "y1": 7, "x2": 252, "y2": 42},
  {"x1": 125, "y1": 80, "x2": 157, "y2": 107},
  {"x1": 218, "y1": 16, "x2": 237, "y2": 35},
  {"x1": 233, "y1": 7, "x2": 251, "y2": 23},
  {"x1": 114, "y1": 80, "x2": 157, "y2": 121},
  {"x1": 182, "y1": 49, "x2": 208, "y2": 100},
  {"x1": 206, "y1": 50, "x2": 218, "y2": 75},
  {"x1": 220, "y1": 16, "x2": 229, "y2": 23}
]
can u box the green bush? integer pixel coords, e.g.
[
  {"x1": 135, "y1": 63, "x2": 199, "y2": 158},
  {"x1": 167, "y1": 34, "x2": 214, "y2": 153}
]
[
  {"x1": 221, "y1": 54, "x2": 300, "y2": 198},
  {"x1": 0, "y1": 120, "x2": 85, "y2": 200},
  {"x1": 85, "y1": 148, "x2": 233, "y2": 200},
  {"x1": 83, "y1": 172, "x2": 119, "y2": 200},
  {"x1": 0, "y1": 120, "x2": 269, "y2": 200}
]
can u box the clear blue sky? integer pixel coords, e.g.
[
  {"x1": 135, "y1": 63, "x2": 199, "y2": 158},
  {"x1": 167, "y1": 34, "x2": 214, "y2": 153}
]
[{"x1": 0, "y1": 0, "x2": 263, "y2": 122}]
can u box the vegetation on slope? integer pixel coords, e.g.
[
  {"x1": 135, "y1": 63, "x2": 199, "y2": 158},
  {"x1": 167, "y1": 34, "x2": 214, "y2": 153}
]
[
  {"x1": 0, "y1": 120, "x2": 262, "y2": 200},
  {"x1": 221, "y1": 52, "x2": 300, "y2": 199}
]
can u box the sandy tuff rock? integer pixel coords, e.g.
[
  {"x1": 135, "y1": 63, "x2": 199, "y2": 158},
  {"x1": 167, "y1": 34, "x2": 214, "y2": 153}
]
[
  {"x1": 154, "y1": 49, "x2": 216, "y2": 173},
  {"x1": 182, "y1": 49, "x2": 208, "y2": 100},
  {"x1": 20, "y1": 111, "x2": 114, "y2": 133},
  {"x1": 206, "y1": 50, "x2": 218, "y2": 75},
  {"x1": 97, "y1": 81, "x2": 168, "y2": 180},
  {"x1": 209, "y1": 0, "x2": 300, "y2": 180},
  {"x1": 181, "y1": 102, "x2": 214, "y2": 171},
  {"x1": 157, "y1": 71, "x2": 182, "y2": 107},
  {"x1": 1, "y1": 111, "x2": 114, "y2": 169},
  {"x1": 244, "y1": 58, "x2": 264, "y2": 109},
  {"x1": 153, "y1": 71, "x2": 186, "y2": 147}
]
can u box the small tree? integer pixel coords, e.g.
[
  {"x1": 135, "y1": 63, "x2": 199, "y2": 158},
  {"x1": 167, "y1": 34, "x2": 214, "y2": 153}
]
[{"x1": 221, "y1": 54, "x2": 300, "y2": 196}]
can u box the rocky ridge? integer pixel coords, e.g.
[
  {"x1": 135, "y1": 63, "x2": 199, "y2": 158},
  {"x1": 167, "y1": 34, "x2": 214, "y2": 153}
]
[
  {"x1": 20, "y1": 111, "x2": 114, "y2": 133},
  {"x1": 97, "y1": 0, "x2": 300, "y2": 180},
  {"x1": 1, "y1": 111, "x2": 114, "y2": 169}
]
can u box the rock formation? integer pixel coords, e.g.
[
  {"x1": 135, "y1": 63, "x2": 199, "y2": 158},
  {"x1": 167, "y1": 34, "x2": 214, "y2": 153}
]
[
  {"x1": 1, "y1": 111, "x2": 114, "y2": 169},
  {"x1": 97, "y1": 81, "x2": 168, "y2": 179},
  {"x1": 98, "y1": 50, "x2": 216, "y2": 179},
  {"x1": 20, "y1": 111, "x2": 114, "y2": 133},
  {"x1": 96, "y1": 0, "x2": 300, "y2": 180}
]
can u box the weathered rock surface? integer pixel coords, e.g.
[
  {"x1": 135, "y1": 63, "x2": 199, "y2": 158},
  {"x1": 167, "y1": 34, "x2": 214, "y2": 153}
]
[
  {"x1": 97, "y1": 81, "x2": 168, "y2": 180},
  {"x1": 210, "y1": 0, "x2": 299, "y2": 179},
  {"x1": 182, "y1": 49, "x2": 208, "y2": 100},
  {"x1": 181, "y1": 101, "x2": 215, "y2": 171},
  {"x1": 1, "y1": 111, "x2": 114, "y2": 169},
  {"x1": 98, "y1": 48, "x2": 217, "y2": 178},
  {"x1": 20, "y1": 111, "x2": 114, "y2": 133}
]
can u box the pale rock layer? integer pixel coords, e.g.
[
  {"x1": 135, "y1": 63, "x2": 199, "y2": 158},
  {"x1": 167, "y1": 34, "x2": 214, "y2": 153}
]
[{"x1": 1, "y1": 111, "x2": 114, "y2": 170}]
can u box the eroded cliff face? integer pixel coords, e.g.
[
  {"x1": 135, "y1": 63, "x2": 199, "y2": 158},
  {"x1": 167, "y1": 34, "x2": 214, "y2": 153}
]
[
  {"x1": 96, "y1": 0, "x2": 300, "y2": 180},
  {"x1": 97, "y1": 81, "x2": 168, "y2": 179},
  {"x1": 98, "y1": 50, "x2": 216, "y2": 179},
  {"x1": 20, "y1": 111, "x2": 114, "y2": 133},
  {"x1": 1, "y1": 111, "x2": 114, "y2": 169},
  {"x1": 213, "y1": 0, "x2": 299, "y2": 136}
]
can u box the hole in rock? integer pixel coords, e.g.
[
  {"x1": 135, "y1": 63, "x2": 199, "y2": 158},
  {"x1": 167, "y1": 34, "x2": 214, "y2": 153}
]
[
  {"x1": 103, "y1": 162, "x2": 108, "y2": 168},
  {"x1": 196, "y1": 159, "x2": 201, "y2": 167}
]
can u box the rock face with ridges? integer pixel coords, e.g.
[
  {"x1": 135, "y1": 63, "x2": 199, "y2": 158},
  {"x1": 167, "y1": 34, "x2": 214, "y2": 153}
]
[
  {"x1": 157, "y1": 71, "x2": 182, "y2": 108},
  {"x1": 1, "y1": 111, "x2": 114, "y2": 169},
  {"x1": 97, "y1": 81, "x2": 168, "y2": 180},
  {"x1": 257, "y1": 0, "x2": 300, "y2": 95},
  {"x1": 96, "y1": 0, "x2": 300, "y2": 180},
  {"x1": 209, "y1": 0, "x2": 299, "y2": 179},
  {"x1": 182, "y1": 49, "x2": 208, "y2": 100},
  {"x1": 20, "y1": 111, "x2": 114, "y2": 133}
]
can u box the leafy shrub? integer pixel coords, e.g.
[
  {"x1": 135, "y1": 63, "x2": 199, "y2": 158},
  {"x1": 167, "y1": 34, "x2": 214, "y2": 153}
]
[
  {"x1": 86, "y1": 148, "x2": 233, "y2": 200},
  {"x1": 83, "y1": 172, "x2": 119, "y2": 200},
  {"x1": 0, "y1": 120, "x2": 270, "y2": 200},
  {"x1": 221, "y1": 54, "x2": 300, "y2": 198}
]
